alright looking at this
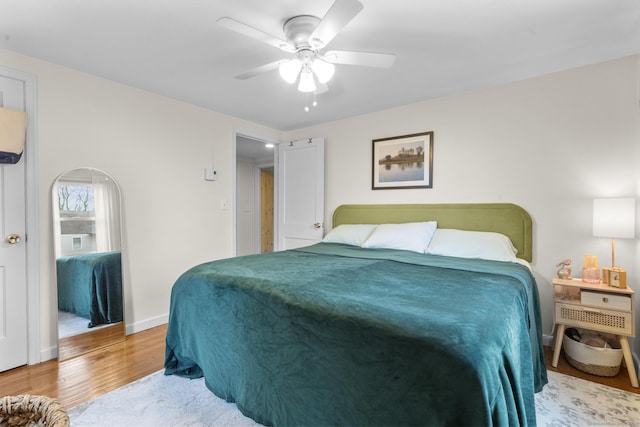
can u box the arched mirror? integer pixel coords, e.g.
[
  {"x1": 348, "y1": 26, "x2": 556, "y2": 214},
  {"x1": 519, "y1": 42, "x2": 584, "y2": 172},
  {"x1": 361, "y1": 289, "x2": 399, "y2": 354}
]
[{"x1": 52, "y1": 168, "x2": 125, "y2": 360}]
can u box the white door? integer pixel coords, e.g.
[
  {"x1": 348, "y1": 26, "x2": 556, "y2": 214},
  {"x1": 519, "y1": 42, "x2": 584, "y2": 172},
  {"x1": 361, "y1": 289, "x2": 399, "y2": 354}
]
[
  {"x1": 0, "y1": 75, "x2": 28, "y2": 372},
  {"x1": 277, "y1": 137, "x2": 324, "y2": 250}
]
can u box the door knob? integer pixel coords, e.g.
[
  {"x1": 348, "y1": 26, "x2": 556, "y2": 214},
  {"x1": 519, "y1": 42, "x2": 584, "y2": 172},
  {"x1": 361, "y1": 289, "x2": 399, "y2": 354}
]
[
  {"x1": 6, "y1": 234, "x2": 21, "y2": 244},
  {"x1": 313, "y1": 223, "x2": 322, "y2": 229}
]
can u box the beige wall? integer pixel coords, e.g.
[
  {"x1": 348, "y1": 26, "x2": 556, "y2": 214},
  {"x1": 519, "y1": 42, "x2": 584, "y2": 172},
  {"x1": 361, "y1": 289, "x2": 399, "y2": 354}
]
[
  {"x1": 1, "y1": 46, "x2": 639, "y2": 360},
  {"x1": 286, "y1": 55, "x2": 640, "y2": 354},
  {"x1": 0, "y1": 48, "x2": 283, "y2": 358}
]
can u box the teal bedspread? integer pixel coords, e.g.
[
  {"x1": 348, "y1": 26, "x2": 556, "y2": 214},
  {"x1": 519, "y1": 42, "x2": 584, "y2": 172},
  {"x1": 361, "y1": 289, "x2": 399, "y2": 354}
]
[
  {"x1": 165, "y1": 243, "x2": 547, "y2": 426},
  {"x1": 56, "y1": 251, "x2": 123, "y2": 327}
]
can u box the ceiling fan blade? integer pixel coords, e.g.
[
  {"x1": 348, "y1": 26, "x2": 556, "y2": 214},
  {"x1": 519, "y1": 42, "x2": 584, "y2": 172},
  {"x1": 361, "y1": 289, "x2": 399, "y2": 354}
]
[
  {"x1": 309, "y1": 0, "x2": 363, "y2": 49},
  {"x1": 217, "y1": 17, "x2": 294, "y2": 53},
  {"x1": 324, "y1": 50, "x2": 396, "y2": 68},
  {"x1": 235, "y1": 60, "x2": 286, "y2": 80}
]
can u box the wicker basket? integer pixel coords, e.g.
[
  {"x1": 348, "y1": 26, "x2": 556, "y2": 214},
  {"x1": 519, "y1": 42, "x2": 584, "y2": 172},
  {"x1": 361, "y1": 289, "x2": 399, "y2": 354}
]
[
  {"x1": 0, "y1": 395, "x2": 69, "y2": 427},
  {"x1": 563, "y1": 334, "x2": 622, "y2": 377}
]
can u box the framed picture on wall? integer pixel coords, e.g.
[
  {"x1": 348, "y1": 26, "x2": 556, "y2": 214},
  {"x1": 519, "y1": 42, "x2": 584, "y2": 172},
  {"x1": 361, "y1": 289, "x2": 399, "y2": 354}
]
[{"x1": 372, "y1": 131, "x2": 433, "y2": 190}]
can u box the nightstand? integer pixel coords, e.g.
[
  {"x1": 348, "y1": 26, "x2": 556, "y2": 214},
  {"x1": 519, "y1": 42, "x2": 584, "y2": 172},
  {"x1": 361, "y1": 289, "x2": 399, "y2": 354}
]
[{"x1": 551, "y1": 277, "x2": 638, "y2": 388}]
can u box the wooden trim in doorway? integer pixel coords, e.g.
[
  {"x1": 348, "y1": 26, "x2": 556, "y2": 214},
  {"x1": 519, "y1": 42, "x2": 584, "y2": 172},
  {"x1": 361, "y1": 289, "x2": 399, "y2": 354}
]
[{"x1": 260, "y1": 169, "x2": 274, "y2": 252}]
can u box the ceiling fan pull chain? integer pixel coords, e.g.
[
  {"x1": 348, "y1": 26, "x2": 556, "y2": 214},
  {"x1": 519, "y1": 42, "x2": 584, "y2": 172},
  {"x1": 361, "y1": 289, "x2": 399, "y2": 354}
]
[{"x1": 303, "y1": 92, "x2": 320, "y2": 112}]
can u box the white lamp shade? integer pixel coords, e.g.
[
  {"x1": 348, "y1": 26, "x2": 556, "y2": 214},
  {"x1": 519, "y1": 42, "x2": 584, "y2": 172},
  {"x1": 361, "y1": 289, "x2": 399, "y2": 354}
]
[
  {"x1": 297, "y1": 69, "x2": 316, "y2": 92},
  {"x1": 311, "y1": 58, "x2": 335, "y2": 83},
  {"x1": 279, "y1": 59, "x2": 302, "y2": 84},
  {"x1": 593, "y1": 198, "x2": 636, "y2": 238}
]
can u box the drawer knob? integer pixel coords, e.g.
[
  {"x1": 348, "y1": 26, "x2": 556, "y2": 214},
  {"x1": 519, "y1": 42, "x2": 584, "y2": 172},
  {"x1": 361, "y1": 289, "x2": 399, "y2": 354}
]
[{"x1": 602, "y1": 297, "x2": 608, "y2": 303}]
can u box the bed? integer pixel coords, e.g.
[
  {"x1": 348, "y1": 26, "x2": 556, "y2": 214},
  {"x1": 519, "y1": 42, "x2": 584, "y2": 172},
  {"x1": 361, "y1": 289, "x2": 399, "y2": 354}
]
[
  {"x1": 164, "y1": 203, "x2": 547, "y2": 426},
  {"x1": 56, "y1": 251, "x2": 123, "y2": 328}
]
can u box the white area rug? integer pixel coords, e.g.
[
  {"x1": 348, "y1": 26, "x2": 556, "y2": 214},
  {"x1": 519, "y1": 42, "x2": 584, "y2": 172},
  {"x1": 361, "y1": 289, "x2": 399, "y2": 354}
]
[
  {"x1": 536, "y1": 371, "x2": 640, "y2": 426},
  {"x1": 57, "y1": 310, "x2": 111, "y2": 338},
  {"x1": 68, "y1": 371, "x2": 259, "y2": 427},
  {"x1": 67, "y1": 370, "x2": 640, "y2": 426}
]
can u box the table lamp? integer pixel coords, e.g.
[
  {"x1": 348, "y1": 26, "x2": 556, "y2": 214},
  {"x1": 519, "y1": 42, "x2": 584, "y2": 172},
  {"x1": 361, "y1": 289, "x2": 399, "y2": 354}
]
[{"x1": 592, "y1": 197, "x2": 635, "y2": 288}]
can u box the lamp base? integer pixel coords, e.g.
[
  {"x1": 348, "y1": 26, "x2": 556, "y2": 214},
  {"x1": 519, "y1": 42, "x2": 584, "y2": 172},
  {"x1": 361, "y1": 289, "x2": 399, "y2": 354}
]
[{"x1": 602, "y1": 267, "x2": 627, "y2": 288}]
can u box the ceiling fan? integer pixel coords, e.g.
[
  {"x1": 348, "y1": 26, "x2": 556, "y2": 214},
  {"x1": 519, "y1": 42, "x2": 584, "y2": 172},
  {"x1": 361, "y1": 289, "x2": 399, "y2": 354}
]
[{"x1": 217, "y1": 0, "x2": 395, "y2": 95}]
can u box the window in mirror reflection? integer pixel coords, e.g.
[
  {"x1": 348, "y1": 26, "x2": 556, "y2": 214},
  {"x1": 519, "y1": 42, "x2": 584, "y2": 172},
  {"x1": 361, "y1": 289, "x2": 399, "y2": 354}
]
[{"x1": 57, "y1": 184, "x2": 97, "y2": 255}]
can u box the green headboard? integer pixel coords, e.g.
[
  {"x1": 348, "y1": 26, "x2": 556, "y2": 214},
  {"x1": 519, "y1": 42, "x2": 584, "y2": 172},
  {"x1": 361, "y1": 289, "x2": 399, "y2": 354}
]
[{"x1": 332, "y1": 203, "x2": 533, "y2": 262}]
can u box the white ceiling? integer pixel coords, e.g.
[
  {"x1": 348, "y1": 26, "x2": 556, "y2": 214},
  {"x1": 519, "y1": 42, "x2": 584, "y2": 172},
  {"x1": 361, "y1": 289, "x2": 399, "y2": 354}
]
[{"x1": 1, "y1": 0, "x2": 639, "y2": 132}]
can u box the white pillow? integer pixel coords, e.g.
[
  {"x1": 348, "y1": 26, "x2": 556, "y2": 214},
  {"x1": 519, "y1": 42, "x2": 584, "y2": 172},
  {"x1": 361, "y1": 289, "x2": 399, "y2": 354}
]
[
  {"x1": 361, "y1": 221, "x2": 437, "y2": 253},
  {"x1": 426, "y1": 229, "x2": 518, "y2": 262},
  {"x1": 322, "y1": 224, "x2": 377, "y2": 246}
]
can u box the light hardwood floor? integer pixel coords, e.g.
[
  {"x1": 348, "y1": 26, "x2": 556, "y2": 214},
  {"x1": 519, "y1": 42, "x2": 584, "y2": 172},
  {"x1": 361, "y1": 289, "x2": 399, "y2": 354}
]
[
  {"x1": 1, "y1": 323, "x2": 637, "y2": 413},
  {"x1": 0, "y1": 324, "x2": 167, "y2": 409}
]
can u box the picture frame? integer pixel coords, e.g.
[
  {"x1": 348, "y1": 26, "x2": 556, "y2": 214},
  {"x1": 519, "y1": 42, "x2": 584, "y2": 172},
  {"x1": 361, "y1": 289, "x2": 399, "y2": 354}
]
[{"x1": 372, "y1": 131, "x2": 433, "y2": 190}]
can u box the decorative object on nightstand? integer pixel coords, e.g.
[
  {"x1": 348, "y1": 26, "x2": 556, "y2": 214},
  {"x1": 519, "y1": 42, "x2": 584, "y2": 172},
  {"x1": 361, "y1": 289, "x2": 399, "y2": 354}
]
[
  {"x1": 593, "y1": 197, "x2": 635, "y2": 288},
  {"x1": 556, "y1": 259, "x2": 572, "y2": 279},
  {"x1": 551, "y1": 276, "x2": 638, "y2": 388},
  {"x1": 581, "y1": 254, "x2": 600, "y2": 284}
]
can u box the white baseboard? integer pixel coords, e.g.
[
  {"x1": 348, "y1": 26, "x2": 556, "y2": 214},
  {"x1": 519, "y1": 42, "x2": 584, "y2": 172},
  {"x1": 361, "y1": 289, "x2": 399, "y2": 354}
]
[
  {"x1": 40, "y1": 346, "x2": 58, "y2": 363},
  {"x1": 125, "y1": 313, "x2": 168, "y2": 335}
]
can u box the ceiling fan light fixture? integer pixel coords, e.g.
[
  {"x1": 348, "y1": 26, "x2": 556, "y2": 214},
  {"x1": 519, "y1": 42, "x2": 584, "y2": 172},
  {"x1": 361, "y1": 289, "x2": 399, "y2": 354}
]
[
  {"x1": 298, "y1": 68, "x2": 316, "y2": 92},
  {"x1": 220, "y1": 1, "x2": 396, "y2": 102},
  {"x1": 279, "y1": 58, "x2": 302, "y2": 84},
  {"x1": 311, "y1": 58, "x2": 335, "y2": 83}
]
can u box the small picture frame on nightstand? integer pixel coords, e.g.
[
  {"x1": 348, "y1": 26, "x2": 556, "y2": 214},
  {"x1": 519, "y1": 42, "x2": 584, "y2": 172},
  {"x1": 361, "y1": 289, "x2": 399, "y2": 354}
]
[{"x1": 603, "y1": 267, "x2": 627, "y2": 289}]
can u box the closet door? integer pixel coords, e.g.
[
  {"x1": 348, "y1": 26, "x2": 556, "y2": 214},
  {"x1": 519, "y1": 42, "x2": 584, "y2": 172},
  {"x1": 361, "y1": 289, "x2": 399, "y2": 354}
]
[
  {"x1": 0, "y1": 75, "x2": 28, "y2": 372},
  {"x1": 277, "y1": 137, "x2": 324, "y2": 250}
]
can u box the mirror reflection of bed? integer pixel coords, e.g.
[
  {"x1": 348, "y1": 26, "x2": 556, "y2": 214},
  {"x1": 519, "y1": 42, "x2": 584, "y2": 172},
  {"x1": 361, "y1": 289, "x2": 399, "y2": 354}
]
[{"x1": 52, "y1": 167, "x2": 125, "y2": 360}]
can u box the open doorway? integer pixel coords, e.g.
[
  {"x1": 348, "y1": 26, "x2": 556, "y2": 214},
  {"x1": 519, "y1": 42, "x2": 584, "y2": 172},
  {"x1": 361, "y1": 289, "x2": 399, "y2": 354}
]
[{"x1": 235, "y1": 134, "x2": 276, "y2": 256}]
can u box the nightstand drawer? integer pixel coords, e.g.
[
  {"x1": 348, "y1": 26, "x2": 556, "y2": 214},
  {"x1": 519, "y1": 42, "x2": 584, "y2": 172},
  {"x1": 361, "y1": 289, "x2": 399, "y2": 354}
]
[
  {"x1": 555, "y1": 302, "x2": 633, "y2": 335},
  {"x1": 582, "y1": 291, "x2": 631, "y2": 311}
]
